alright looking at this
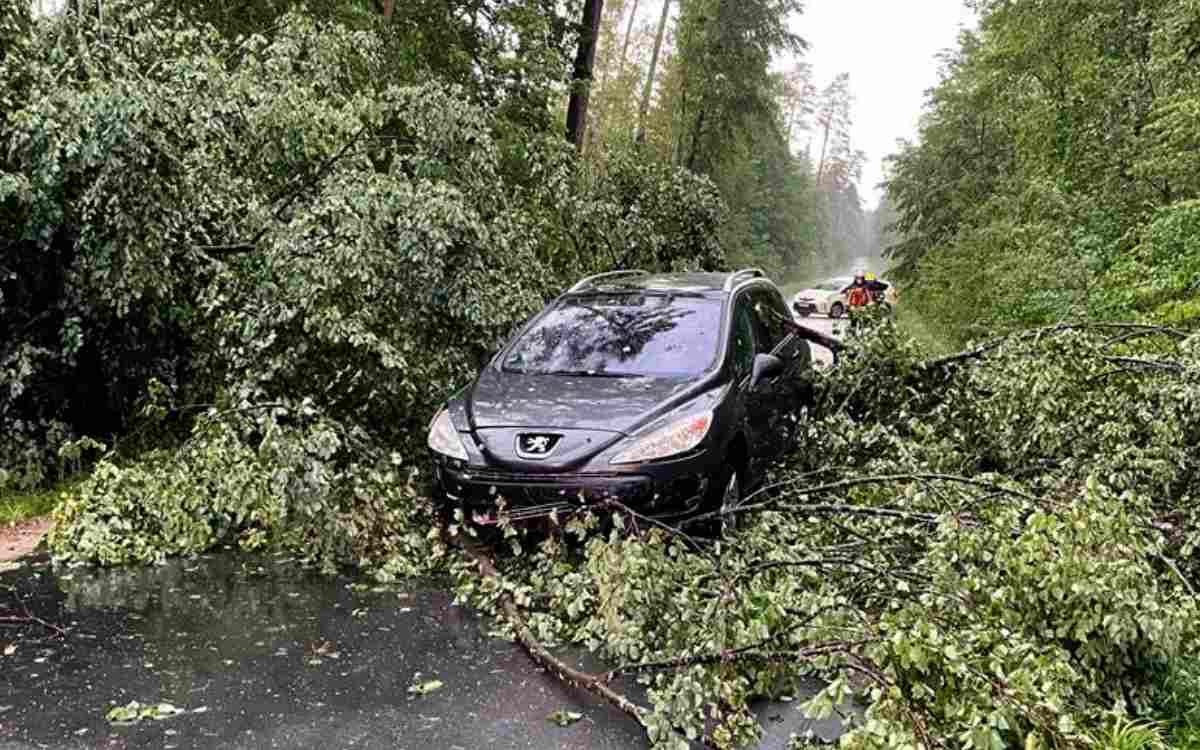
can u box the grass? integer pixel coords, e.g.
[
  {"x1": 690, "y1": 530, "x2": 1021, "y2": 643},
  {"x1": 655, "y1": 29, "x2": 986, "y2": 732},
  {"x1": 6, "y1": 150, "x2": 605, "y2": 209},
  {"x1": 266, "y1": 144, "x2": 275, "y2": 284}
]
[
  {"x1": 1089, "y1": 718, "x2": 1169, "y2": 750},
  {"x1": 0, "y1": 478, "x2": 79, "y2": 525},
  {"x1": 1151, "y1": 657, "x2": 1200, "y2": 750}
]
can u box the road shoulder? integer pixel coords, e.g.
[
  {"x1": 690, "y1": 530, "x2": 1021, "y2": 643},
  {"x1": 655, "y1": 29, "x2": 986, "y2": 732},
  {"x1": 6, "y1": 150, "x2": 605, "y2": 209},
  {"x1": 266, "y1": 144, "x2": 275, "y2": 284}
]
[{"x1": 1, "y1": 517, "x2": 53, "y2": 563}]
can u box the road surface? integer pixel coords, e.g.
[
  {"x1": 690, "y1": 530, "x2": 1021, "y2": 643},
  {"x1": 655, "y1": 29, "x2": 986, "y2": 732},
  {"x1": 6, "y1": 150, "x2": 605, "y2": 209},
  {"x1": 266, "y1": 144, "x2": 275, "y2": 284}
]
[{"x1": 1, "y1": 553, "x2": 858, "y2": 750}]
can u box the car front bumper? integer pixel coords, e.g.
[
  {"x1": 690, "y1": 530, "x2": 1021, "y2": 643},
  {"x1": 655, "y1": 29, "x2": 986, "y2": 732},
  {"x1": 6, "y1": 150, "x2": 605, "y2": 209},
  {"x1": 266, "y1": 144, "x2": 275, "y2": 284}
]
[{"x1": 432, "y1": 461, "x2": 712, "y2": 524}]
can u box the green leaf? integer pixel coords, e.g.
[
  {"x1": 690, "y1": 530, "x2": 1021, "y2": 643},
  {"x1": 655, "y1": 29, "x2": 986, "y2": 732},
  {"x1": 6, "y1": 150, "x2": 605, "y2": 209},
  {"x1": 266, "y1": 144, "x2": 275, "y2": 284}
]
[{"x1": 547, "y1": 710, "x2": 583, "y2": 727}]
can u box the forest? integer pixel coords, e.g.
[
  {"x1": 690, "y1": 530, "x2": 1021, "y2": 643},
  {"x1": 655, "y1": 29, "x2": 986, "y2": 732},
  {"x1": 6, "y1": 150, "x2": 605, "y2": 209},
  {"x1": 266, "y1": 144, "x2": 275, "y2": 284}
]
[
  {"x1": 2, "y1": 1, "x2": 1199, "y2": 749},
  {"x1": 886, "y1": 0, "x2": 1200, "y2": 348}
]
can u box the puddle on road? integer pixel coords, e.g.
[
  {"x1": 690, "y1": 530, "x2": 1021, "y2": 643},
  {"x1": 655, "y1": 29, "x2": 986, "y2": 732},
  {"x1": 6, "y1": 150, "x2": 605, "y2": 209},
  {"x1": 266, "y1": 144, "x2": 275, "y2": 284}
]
[{"x1": 1, "y1": 554, "x2": 856, "y2": 749}]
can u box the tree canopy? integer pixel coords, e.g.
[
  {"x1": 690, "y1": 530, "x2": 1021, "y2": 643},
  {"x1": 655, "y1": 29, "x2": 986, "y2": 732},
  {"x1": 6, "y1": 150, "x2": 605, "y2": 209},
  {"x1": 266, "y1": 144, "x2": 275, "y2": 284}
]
[{"x1": 886, "y1": 0, "x2": 1200, "y2": 345}]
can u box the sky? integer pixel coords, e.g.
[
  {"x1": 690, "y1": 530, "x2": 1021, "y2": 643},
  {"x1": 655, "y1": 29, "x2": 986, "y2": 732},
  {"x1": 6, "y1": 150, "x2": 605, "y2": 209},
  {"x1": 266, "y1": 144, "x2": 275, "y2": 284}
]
[{"x1": 791, "y1": 0, "x2": 978, "y2": 209}]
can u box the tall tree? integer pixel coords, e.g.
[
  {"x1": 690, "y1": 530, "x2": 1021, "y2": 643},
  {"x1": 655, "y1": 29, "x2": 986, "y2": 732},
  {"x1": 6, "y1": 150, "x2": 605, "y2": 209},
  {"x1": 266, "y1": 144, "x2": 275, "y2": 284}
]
[
  {"x1": 778, "y1": 61, "x2": 816, "y2": 150},
  {"x1": 634, "y1": 0, "x2": 671, "y2": 145},
  {"x1": 670, "y1": 0, "x2": 805, "y2": 172},
  {"x1": 566, "y1": 0, "x2": 605, "y2": 147},
  {"x1": 813, "y1": 73, "x2": 851, "y2": 187},
  {"x1": 618, "y1": 0, "x2": 639, "y2": 70}
]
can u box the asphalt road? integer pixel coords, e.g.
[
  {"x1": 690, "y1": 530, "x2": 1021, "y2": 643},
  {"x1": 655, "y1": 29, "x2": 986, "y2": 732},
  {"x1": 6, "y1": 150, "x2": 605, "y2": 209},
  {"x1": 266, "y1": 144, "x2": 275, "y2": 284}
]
[
  {"x1": 795, "y1": 314, "x2": 843, "y2": 368},
  {"x1": 1, "y1": 553, "x2": 858, "y2": 750}
]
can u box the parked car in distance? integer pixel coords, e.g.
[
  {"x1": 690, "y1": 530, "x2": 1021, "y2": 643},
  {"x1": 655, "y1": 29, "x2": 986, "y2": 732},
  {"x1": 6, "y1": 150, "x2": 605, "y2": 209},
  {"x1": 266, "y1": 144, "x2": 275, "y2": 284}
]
[
  {"x1": 791, "y1": 276, "x2": 900, "y2": 318},
  {"x1": 790, "y1": 277, "x2": 852, "y2": 318},
  {"x1": 428, "y1": 269, "x2": 813, "y2": 529}
]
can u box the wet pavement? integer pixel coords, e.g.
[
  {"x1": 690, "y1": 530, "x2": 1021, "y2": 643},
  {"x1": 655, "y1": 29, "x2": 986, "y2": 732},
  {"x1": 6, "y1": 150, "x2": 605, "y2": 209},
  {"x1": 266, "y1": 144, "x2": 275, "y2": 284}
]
[
  {"x1": 1, "y1": 553, "x2": 857, "y2": 749},
  {"x1": 799, "y1": 316, "x2": 842, "y2": 368}
]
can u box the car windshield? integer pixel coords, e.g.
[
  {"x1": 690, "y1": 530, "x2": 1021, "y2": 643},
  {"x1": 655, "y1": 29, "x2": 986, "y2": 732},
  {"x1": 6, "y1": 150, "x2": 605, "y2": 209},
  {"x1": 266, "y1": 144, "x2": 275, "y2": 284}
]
[
  {"x1": 815, "y1": 280, "x2": 846, "y2": 291},
  {"x1": 501, "y1": 293, "x2": 722, "y2": 378}
]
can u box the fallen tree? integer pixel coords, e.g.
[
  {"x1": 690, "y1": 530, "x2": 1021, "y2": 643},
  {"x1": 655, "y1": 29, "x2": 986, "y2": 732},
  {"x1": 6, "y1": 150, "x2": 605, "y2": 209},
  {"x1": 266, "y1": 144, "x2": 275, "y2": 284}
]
[{"x1": 446, "y1": 320, "x2": 1200, "y2": 749}]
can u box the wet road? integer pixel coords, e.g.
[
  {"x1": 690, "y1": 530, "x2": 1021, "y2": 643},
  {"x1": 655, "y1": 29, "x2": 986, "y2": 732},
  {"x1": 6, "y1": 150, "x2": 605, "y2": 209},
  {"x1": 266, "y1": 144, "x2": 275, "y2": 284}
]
[
  {"x1": 796, "y1": 315, "x2": 843, "y2": 368},
  {"x1": 1, "y1": 554, "x2": 856, "y2": 750}
]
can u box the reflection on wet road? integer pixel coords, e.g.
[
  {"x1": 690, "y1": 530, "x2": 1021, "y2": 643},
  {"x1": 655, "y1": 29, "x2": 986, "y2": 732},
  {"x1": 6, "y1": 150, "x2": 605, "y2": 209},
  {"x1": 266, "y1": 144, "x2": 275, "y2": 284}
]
[{"x1": 1, "y1": 554, "x2": 854, "y2": 749}]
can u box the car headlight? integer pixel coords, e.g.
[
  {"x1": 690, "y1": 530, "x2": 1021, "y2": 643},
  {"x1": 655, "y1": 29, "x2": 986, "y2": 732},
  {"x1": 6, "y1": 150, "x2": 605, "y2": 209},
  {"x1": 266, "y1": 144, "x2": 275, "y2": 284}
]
[
  {"x1": 610, "y1": 411, "x2": 713, "y2": 465},
  {"x1": 427, "y1": 409, "x2": 468, "y2": 461}
]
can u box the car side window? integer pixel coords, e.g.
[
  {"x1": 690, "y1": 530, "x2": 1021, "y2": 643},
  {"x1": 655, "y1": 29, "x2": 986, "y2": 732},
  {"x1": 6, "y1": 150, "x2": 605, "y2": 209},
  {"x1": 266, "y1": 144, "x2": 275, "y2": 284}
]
[
  {"x1": 749, "y1": 289, "x2": 789, "y2": 354},
  {"x1": 730, "y1": 298, "x2": 756, "y2": 377}
]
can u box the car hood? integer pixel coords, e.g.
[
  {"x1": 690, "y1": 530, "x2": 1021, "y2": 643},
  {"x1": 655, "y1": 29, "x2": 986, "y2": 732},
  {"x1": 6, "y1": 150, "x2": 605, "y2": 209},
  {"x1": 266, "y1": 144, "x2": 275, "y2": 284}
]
[{"x1": 468, "y1": 367, "x2": 697, "y2": 435}]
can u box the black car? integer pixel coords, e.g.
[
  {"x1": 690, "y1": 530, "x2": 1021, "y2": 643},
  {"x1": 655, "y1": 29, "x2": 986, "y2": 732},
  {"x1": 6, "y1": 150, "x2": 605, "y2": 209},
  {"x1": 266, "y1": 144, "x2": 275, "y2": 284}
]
[{"x1": 427, "y1": 269, "x2": 812, "y2": 526}]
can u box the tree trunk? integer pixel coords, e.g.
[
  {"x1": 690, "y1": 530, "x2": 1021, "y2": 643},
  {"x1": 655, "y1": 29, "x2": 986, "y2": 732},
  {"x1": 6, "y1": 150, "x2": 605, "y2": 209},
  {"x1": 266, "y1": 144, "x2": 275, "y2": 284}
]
[
  {"x1": 618, "y1": 0, "x2": 640, "y2": 70},
  {"x1": 382, "y1": 0, "x2": 394, "y2": 19},
  {"x1": 815, "y1": 119, "x2": 831, "y2": 188},
  {"x1": 634, "y1": 0, "x2": 671, "y2": 145},
  {"x1": 685, "y1": 107, "x2": 706, "y2": 171},
  {"x1": 566, "y1": 0, "x2": 606, "y2": 149}
]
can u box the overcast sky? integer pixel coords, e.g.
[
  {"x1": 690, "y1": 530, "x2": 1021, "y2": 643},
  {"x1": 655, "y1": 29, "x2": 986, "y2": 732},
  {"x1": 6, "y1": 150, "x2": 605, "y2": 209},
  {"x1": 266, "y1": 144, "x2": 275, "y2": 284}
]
[{"x1": 791, "y1": 0, "x2": 978, "y2": 209}]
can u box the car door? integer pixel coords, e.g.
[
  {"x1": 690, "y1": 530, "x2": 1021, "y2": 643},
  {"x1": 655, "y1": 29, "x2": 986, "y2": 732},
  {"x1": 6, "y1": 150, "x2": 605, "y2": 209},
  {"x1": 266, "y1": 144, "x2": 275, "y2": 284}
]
[
  {"x1": 747, "y1": 289, "x2": 810, "y2": 466},
  {"x1": 727, "y1": 293, "x2": 771, "y2": 476}
]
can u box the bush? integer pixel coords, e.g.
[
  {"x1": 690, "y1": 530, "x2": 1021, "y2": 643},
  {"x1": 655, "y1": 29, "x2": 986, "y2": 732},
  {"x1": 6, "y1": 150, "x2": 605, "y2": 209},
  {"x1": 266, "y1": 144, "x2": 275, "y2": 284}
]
[
  {"x1": 48, "y1": 408, "x2": 441, "y2": 573},
  {"x1": 1098, "y1": 201, "x2": 1200, "y2": 325}
]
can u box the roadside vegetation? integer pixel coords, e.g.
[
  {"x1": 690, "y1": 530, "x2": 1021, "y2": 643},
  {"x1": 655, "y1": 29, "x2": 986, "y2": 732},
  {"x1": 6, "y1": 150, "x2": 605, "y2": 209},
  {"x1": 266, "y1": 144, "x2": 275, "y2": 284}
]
[
  {"x1": 885, "y1": 0, "x2": 1200, "y2": 347},
  {"x1": 0, "y1": 483, "x2": 62, "y2": 526},
  {"x1": 3, "y1": 1, "x2": 1200, "y2": 748}
]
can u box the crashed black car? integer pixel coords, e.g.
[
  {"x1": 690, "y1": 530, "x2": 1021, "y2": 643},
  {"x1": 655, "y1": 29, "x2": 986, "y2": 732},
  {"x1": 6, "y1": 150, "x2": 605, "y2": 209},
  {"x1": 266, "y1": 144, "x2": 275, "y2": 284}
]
[{"x1": 427, "y1": 269, "x2": 812, "y2": 526}]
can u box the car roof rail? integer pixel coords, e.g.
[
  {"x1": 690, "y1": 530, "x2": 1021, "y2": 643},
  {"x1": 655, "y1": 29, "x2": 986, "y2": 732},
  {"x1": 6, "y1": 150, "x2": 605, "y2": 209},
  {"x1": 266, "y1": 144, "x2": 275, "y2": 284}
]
[
  {"x1": 568, "y1": 269, "x2": 650, "y2": 293},
  {"x1": 723, "y1": 268, "x2": 766, "y2": 291}
]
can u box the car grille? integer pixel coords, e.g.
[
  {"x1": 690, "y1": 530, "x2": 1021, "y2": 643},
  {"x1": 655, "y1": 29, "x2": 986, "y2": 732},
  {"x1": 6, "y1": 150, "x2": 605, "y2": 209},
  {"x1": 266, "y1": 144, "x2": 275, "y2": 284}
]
[{"x1": 437, "y1": 466, "x2": 704, "y2": 521}]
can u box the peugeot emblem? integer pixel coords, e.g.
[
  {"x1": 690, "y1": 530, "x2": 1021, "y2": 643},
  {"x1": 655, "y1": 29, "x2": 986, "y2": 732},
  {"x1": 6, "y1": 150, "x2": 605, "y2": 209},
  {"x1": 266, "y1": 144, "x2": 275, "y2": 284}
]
[{"x1": 517, "y1": 433, "x2": 560, "y2": 459}]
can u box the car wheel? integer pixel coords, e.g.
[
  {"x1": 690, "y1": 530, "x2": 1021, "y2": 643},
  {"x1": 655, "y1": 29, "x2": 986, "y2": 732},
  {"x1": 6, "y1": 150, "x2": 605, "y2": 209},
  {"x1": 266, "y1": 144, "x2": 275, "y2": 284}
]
[
  {"x1": 794, "y1": 306, "x2": 810, "y2": 317},
  {"x1": 829, "y1": 302, "x2": 845, "y2": 319}
]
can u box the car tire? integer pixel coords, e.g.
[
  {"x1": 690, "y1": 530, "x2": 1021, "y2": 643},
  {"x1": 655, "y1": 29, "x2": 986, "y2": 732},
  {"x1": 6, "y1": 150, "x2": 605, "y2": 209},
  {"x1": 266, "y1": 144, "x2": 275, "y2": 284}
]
[
  {"x1": 829, "y1": 302, "x2": 845, "y2": 319},
  {"x1": 793, "y1": 305, "x2": 810, "y2": 317}
]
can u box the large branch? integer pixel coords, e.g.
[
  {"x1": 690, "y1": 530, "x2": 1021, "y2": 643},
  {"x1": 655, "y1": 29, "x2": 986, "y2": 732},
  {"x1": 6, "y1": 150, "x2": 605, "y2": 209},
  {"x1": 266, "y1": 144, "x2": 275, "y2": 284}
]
[
  {"x1": 681, "y1": 472, "x2": 1039, "y2": 530},
  {"x1": 922, "y1": 322, "x2": 1191, "y2": 370},
  {"x1": 447, "y1": 530, "x2": 650, "y2": 724}
]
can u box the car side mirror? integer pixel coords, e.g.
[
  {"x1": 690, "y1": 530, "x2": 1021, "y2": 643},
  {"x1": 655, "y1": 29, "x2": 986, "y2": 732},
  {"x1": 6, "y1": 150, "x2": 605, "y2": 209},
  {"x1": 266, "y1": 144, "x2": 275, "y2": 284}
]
[{"x1": 750, "y1": 353, "x2": 784, "y2": 390}]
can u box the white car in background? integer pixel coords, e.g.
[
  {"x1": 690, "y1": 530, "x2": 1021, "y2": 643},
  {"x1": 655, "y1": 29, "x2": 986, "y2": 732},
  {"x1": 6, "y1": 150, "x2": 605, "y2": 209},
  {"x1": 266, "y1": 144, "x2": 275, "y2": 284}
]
[{"x1": 791, "y1": 277, "x2": 853, "y2": 318}]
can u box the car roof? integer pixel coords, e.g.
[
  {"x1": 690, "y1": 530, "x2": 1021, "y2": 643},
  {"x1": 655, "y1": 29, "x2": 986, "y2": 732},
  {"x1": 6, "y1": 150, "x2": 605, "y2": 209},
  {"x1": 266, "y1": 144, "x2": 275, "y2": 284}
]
[{"x1": 569, "y1": 271, "x2": 774, "y2": 298}]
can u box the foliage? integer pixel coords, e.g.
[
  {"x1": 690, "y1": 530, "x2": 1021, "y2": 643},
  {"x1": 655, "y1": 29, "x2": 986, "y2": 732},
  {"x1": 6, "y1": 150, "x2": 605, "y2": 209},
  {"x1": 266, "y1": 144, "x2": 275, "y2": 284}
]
[
  {"x1": 450, "y1": 322, "x2": 1200, "y2": 749},
  {"x1": 0, "y1": 477, "x2": 80, "y2": 526},
  {"x1": 1088, "y1": 718, "x2": 1169, "y2": 750},
  {"x1": 887, "y1": 0, "x2": 1200, "y2": 342},
  {"x1": 1149, "y1": 657, "x2": 1200, "y2": 747},
  {"x1": 1100, "y1": 201, "x2": 1200, "y2": 325},
  {"x1": 48, "y1": 407, "x2": 442, "y2": 573},
  {"x1": 584, "y1": 0, "x2": 829, "y2": 283},
  {"x1": 1, "y1": 2, "x2": 724, "y2": 496},
  {"x1": 106, "y1": 700, "x2": 186, "y2": 724}
]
